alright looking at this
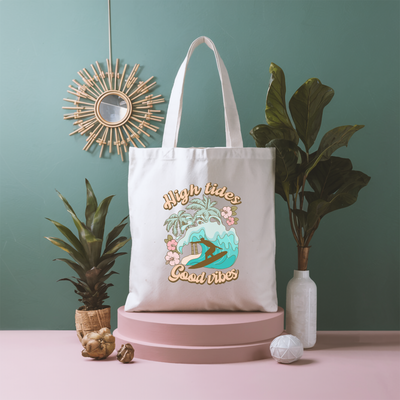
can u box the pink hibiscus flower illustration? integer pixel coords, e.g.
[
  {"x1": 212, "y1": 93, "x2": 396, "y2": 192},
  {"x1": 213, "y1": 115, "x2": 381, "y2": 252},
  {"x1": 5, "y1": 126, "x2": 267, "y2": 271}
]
[
  {"x1": 167, "y1": 239, "x2": 178, "y2": 251},
  {"x1": 165, "y1": 251, "x2": 180, "y2": 266},
  {"x1": 221, "y1": 206, "x2": 232, "y2": 219},
  {"x1": 227, "y1": 217, "x2": 235, "y2": 226}
]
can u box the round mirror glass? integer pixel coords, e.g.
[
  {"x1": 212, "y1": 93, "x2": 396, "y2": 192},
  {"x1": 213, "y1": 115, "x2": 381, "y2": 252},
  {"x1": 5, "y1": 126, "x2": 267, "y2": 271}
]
[{"x1": 98, "y1": 94, "x2": 128, "y2": 123}]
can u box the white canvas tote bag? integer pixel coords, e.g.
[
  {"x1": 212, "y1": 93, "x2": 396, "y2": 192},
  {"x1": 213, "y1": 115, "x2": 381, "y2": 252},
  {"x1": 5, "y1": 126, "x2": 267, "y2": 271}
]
[{"x1": 125, "y1": 36, "x2": 277, "y2": 312}]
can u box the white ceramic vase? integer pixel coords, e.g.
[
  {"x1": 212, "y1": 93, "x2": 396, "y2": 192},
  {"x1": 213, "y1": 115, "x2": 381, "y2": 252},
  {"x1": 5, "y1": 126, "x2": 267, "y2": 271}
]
[{"x1": 286, "y1": 270, "x2": 317, "y2": 348}]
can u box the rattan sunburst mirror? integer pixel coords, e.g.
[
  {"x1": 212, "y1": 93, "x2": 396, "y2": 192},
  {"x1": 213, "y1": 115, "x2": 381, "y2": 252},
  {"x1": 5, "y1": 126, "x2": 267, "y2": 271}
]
[{"x1": 63, "y1": 1, "x2": 164, "y2": 161}]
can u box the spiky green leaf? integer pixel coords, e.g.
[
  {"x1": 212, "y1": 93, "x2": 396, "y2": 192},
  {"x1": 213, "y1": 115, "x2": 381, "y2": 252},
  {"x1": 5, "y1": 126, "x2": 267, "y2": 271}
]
[
  {"x1": 53, "y1": 258, "x2": 86, "y2": 281},
  {"x1": 98, "y1": 271, "x2": 119, "y2": 284},
  {"x1": 85, "y1": 179, "x2": 98, "y2": 227},
  {"x1": 56, "y1": 190, "x2": 77, "y2": 217},
  {"x1": 97, "y1": 262, "x2": 116, "y2": 278},
  {"x1": 45, "y1": 218, "x2": 84, "y2": 254},
  {"x1": 103, "y1": 237, "x2": 130, "y2": 256},
  {"x1": 104, "y1": 236, "x2": 128, "y2": 255},
  {"x1": 45, "y1": 237, "x2": 89, "y2": 269},
  {"x1": 105, "y1": 216, "x2": 128, "y2": 248},
  {"x1": 58, "y1": 277, "x2": 88, "y2": 293},
  {"x1": 68, "y1": 211, "x2": 102, "y2": 268},
  {"x1": 97, "y1": 253, "x2": 126, "y2": 270},
  {"x1": 91, "y1": 196, "x2": 114, "y2": 240}
]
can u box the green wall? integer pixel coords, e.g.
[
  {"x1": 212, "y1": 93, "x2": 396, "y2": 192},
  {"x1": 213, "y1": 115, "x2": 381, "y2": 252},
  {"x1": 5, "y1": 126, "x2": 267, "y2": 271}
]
[{"x1": 1, "y1": 0, "x2": 398, "y2": 330}]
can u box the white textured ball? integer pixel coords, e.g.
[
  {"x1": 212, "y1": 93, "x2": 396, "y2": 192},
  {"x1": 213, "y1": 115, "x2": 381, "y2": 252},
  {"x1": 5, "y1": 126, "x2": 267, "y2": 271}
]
[{"x1": 270, "y1": 334, "x2": 304, "y2": 364}]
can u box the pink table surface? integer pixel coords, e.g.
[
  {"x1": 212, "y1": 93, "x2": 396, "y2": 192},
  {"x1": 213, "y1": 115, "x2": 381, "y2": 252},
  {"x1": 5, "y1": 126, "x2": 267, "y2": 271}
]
[{"x1": 0, "y1": 331, "x2": 399, "y2": 400}]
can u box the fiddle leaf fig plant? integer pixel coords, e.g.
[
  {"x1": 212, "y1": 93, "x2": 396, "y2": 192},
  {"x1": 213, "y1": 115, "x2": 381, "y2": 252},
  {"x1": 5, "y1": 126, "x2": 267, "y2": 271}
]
[
  {"x1": 250, "y1": 63, "x2": 370, "y2": 269},
  {"x1": 45, "y1": 179, "x2": 130, "y2": 310}
]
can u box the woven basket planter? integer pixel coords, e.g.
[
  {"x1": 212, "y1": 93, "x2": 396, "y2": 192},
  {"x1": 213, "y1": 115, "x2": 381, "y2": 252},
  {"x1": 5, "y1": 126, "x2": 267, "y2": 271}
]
[{"x1": 75, "y1": 306, "x2": 111, "y2": 343}]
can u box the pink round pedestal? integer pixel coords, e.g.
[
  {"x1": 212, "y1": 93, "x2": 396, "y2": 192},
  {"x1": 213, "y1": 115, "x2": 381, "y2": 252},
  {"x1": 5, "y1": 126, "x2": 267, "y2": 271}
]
[{"x1": 113, "y1": 306, "x2": 284, "y2": 364}]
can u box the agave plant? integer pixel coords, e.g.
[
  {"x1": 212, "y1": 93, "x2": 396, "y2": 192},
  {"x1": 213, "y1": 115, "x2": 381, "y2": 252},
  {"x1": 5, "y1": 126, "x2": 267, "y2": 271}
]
[
  {"x1": 250, "y1": 63, "x2": 370, "y2": 270},
  {"x1": 45, "y1": 179, "x2": 130, "y2": 310}
]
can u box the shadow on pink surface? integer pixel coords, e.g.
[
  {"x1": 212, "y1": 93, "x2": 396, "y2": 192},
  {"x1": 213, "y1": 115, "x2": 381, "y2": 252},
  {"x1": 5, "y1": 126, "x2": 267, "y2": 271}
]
[
  {"x1": 280, "y1": 359, "x2": 317, "y2": 366},
  {"x1": 308, "y1": 331, "x2": 400, "y2": 351}
]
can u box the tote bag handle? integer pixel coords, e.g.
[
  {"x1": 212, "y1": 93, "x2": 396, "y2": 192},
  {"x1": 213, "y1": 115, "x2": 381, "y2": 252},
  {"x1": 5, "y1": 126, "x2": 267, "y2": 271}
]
[{"x1": 162, "y1": 36, "x2": 243, "y2": 148}]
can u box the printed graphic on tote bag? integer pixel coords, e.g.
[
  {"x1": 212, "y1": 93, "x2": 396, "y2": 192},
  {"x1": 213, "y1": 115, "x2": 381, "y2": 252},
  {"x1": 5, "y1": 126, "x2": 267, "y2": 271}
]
[{"x1": 162, "y1": 182, "x2": 241, "y2": 285}]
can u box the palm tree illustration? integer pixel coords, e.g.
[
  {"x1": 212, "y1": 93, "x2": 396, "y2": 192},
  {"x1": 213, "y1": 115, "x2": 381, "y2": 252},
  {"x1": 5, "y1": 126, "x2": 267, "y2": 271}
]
[
  {"x1": 164, "y1": 210, "x2": 193, "y2": 240},
  {"x1": 164, "y1": 196, "x2": 223, "y2": 256},
  {"x1": 186, "y1": 195, "x2": 222, "y2": 226}
]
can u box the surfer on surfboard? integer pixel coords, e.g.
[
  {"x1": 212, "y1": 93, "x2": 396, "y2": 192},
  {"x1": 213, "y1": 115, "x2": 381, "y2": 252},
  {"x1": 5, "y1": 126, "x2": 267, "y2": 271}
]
[
  {"x1": 186, "y1": 238, "x2": 228, "y2": 269},
  {"x1": 192, "y1": 238, "x2": 221, "y2": 259}
]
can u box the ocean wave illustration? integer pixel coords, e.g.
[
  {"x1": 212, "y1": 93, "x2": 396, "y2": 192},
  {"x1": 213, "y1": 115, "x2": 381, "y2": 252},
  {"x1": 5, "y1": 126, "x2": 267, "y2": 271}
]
[{"x1": 177, "y1": 222, "x2": 239, "y2": 270}]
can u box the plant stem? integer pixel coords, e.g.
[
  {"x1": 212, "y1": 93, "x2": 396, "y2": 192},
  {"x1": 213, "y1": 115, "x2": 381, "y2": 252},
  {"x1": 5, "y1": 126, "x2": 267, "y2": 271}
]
[
  {"x1": 299, "y1": 152, "x2": 309, "y2": 214},
  {"x1": 292, "y1": 195, "x2": 302, "y2": 245},
  {"x1": 287, "y1": 201, "x2": 301, "y2": 246},
  {"x1": 305, "y1": 218, "x2": 320, "y2": 247},
  {"x1": 297, "y1": 246, "x2": 310, "y2": 270},
  {"x1": 299, "y1": 173, "x2": 307, "y2": 213}
]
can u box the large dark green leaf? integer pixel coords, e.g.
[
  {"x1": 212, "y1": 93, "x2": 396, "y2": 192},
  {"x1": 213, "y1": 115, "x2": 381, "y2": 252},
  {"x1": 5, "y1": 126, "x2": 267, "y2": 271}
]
[
  {"x1": 289, "y1": 78, "x2": 334, "y2": 152},
  {"x1": 90, "y1": 196, "x2": 114, "y2": 240},
  {"x1": 85, "y1": 179, "x2": 98, "y2": 228},
  {"x1": 267, "y1": 139, "x2": 300, "y2": 181},
  {"x1": 68, "y1": 211, "x2": 102, "y2": 269},
  {"x1": 306, "y1": 199, "x2": 326, "y2": 232},
  {"x1": 305, "y1": 125, "x2": 364, "y2": 176},
  {"x1": 306, "y1": 170, "x2": 370, "y2": 230},
  {"x1": 53, "y1": 258, "x2": 86, "y2": 281},
  {"x1": 45, "y1": 237, "x2": 89, "y2": 269},
  {"x1": 324, "y1": 170, "x2": 371, "y2": 211},
  {"x1": 46, "y1": 218, "x2": 85, "y2": 254},
  {"x1": 275, "y1": 179, "x2": 287, "y2": 201},
  {"x1": 250, "y1": 124, "x2": 298, "y2": 147},
  {"x1": 304, "y1": 191, "x2": 319, "y2": 205},
  {"x1": 250, "y1": 125, "x2": 278, "y2": 147},
  {"x1": 318, "y1": 125, "x2": 365, "y2": 162},
  {"x1": 275, "y1": 176, "x2": 299, "y2": 201},
  {"x1": 105, "y1": 216, "x2": 128, "y2": 249},
  {"x1": 307, "y1": 157, "x2": 353, "y2": 198},
  {"x1": 265, "y1": 63, "x2": 298, "y2": 142},
  {"x1": 266, "y1": 139, "x2": 300, "y2": 199},
  {"x1": 292, "y1": 209, "x2": 308, "y2": 232}
]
